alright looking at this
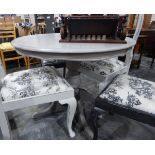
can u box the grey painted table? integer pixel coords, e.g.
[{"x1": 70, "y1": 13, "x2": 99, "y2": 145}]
[
  {"x1": 12, "y1": 33, "x2": 136, "y2": 87},
  {"x1": 12, "y1": 33, "x2": 136, "y2": 138},
  {"x1": 12, "y1": 33, "x2": 135, "y2": 61}
]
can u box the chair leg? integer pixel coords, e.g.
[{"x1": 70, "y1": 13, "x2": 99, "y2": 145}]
[
  {"x1": 59, "y1": 97, "x2": 77, "y2": 138},
  {"x1": 137, "y1": 53, "x2": 143, "y2": 69},
  {"x1": 0, "y1": 51, "x2": 7, "y2": 72},
  {"x1": 24, "y1": 57, "x2": 28, "y2": 69},
  {"x1": 0, "y1": 109, "x2": 11, "y2": 139},
  {"x1": 17, "y1": 59, "x2": 20, "y2": 68},
  {"x1": 92, "y1": 110, "x2": 98, "y2": 140},
  {"x1": 151, "y1": 58, "x2": 155, "y2": 67},
  {"x1": 27, "y1": 57, "x2": 30, "y2": 69},
  {"x1": 63, "y1": 66, "x2": 66, "y2": 78}
]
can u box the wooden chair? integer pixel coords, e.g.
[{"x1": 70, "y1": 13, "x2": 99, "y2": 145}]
[
  {"x1": 12, "y1": 16, "x2": 22, "y2": 23},
  {"x1": 0, "y1": 22, "x2": 27, "y2": 71},
  {"x1": 4, "y1": 16, "x2": 13, "y2": 23},
  {"x1": 0, "y1": 61, "x2": 77, "y2": 139},
  {"x1": 26, "y1": 57, "x2": 41, "y2": 69},
  {"x1": 37, "y1": 22, "x2": 46, "y2": 34},
  {"x1": 20, "y1": 23, "x2": 42, "y2": 69},
  {"x1": 0, "y1": 17, "x2": 4, "y2": 23}
]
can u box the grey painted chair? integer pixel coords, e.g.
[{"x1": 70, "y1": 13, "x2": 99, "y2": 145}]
[
  {"x1": 79, "y1": 15, "x2": 144, "y2": 97},
  {"x1": 91, "y1": 15, "x2": 155, "y2": 140},
  {"x1": 0, "y1": 61, "x2": 77, "y2": 139}
]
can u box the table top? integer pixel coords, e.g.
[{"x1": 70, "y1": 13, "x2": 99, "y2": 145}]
[{"x1": 11, "y1": 33, "x2": 136, "y2": 61}]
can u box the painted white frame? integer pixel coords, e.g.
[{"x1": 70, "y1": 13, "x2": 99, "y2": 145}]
[{"x1": 0, "y1": 62, "x2": 77, "y2": 139}]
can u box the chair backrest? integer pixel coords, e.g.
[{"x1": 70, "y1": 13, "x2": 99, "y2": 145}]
[
  {"x1": 0, "y1": 22, "x2": 16, "y2": 39},
  {"x1": 0, "y1": 17, "x2": 4, "y2": 23},
  {"x1": 12, "y1": 16, "x2": 22, "y2": 23},
  {"x1": 125, "y1": 14, "x2": 144, "y2": 72},
  {"x1": 4, "y1": 16, "x2": 13, "y2": 22},
  {"x1": 133, "y1": 14, "x2": 144, "y2": 42}
]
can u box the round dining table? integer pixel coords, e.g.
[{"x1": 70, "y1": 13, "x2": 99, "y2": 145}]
[
  {"x1": 11, "y1": 33, "x2": 136, "y2": 138},
  {"x1": 12, "y1": 33, "x2": 135, "y2": 61},
  {"x1": 12, "y1": 33, "x2": 135, "y2": 86}
]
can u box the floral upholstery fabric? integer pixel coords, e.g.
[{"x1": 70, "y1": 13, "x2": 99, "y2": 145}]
[
  {"x1": 79, "y1": 58, "x2": 127, "y2": 97},
  {"x1": 79, "y1": 58, "x2": 126, "y2": 76},
  {"x1": 1, "y1": 66, "x2": 70, "y2": 101},
  {"x1": 0, "y1": 42, "x2": 15, "y2": 51},
  {"x1": 100, "y1": 74, "x2": 155, "y2": 114}
]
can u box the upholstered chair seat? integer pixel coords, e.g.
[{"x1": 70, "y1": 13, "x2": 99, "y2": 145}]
[
  {"x1": 1, "y1": 66, "x2": 70, "y2": 101},
  {"x1": 99, "y1": 74, "x2": 155, "y2": 114},
  {"x1": 79, "y1": 58, "x2": 127, "y2": 96},
  {"x1": 80, "y1": 58, "x2": 126, "y2": 78}
]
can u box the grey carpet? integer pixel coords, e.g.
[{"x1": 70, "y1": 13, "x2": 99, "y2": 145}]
[{"x1": 0, "y1": 56, "x2": 155, "y2": 140}]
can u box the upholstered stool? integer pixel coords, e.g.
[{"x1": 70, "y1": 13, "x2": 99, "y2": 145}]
[
  {"x1": 93, "y1": 74, "x2": 155, "y2": 139},
  {"x1": 79, "y1": 58, "x2": 127, "y2": 96}
]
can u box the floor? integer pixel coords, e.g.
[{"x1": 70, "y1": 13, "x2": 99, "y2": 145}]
[{"x1": 0, "y1": 56, "x2": 155, "y2": 140}]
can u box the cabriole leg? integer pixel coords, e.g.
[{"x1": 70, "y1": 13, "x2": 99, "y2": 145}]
[{"x1": 59, "y1": 97, "x2": 77, "y2": 138}]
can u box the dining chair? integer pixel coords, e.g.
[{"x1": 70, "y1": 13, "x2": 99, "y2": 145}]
[
  {"x1": 26, "y1": 56, "x2": 41, "y2": 69},
  {"x1": 4, "y1": 16, "x2": 13, "y2": 23},
  {"x1": 0, "y1": 22, "x2": 27, "y2": 71},
  {"x1": 0, "y1": 61, "x2": 77, "y2": 139},
  {"x1": 93, "y1": 74, "x2": 155, "y2": 139},
  {"x1": 90, "y1": 15, "x2": 149, "y2": 139},
  {"x1": 79, "y1": 15, "x2": 144, "y2": 97},
  {"x1": 0, "y1": 17, "x2": 5, "y2": 24}
]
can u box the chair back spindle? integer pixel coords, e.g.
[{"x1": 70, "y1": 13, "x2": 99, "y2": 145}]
[{"x1": 125, "y1": 14, "x2": 144, "y2": 72}]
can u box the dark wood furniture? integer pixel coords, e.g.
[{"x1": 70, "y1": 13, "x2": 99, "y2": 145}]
[
  {"x1": 60, "y1": 15, "x2": 127, "y2": 44},
  {"x1": 128, "y1": 28, "x2": 155, "y2": 68}
]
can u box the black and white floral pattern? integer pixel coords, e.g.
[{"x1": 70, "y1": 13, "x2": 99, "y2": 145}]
[
  {"x1": 129, "y1": 78, "x2": 153, "y2": 99},
  {"x1": 80, "y1": 58, "x2": 126, "y2": 76},
  {"x1": 1, "y1": 66, "x2": 70, "y2": 101},
  {"x1": 100, "y1": 74, "x2": 155, "y2": 114}
]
